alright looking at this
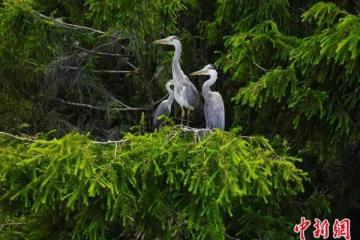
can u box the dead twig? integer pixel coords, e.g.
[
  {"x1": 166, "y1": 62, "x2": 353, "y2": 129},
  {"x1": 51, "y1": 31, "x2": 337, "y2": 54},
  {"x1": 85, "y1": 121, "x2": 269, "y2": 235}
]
[
  {"x1": 110, "y1": 95, "x2": 169, "y2": 109},
  {"x1": 180, "y1": 126, "x2": 213, "y2": 142},
  {"x1": 58, "y1": 98, "x2": 107, "y2": 111},
  {"x1": 253, "y1": 61, "x2": 268, "y2": 72},
  {"x1": 181, "y1": 126, "x2": 213, "y2": 133},
  {"x1": 110, "y1": 97, "x2": 132, "y2": 108},
  {"x1": 73, "y1": 46, "x2": 137, "y2": 70},
  {"x1": 92, "y1": 139, "x2": 128, "y2": 144},
  {"x1": 92, "y1": 139, "x2": 128, "y2": 158},
  {"x1": 36, "y1": 12, "x2": 124, "y2": 40},
  {"x1": 0, "y1": 222, "x2": 27, "y2": 231},
  {"x1": 0, "y1": 132, "x2": 36, "y2": 142},
  {"x1": 60, "y1": 65, "x2": 132, "y2": 74},
  {"x1": 57, "y1": 98, "x2": 148, "y2": 112},
  {"x1": 225, "y1": 233, "x2": 241, "y2": 240},
  {"x1": 74, "y1": 46, "x2": 127, "y2": 57}
]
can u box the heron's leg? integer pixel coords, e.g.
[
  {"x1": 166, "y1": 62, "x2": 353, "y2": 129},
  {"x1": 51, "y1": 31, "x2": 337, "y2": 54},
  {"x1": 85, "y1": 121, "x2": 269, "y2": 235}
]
[
  {"x1": 180, "y1": 106, "x2": 185, "y2": 125},
  {"x1": 187, "y1": 109, "x2": 191, "y2": 126}
]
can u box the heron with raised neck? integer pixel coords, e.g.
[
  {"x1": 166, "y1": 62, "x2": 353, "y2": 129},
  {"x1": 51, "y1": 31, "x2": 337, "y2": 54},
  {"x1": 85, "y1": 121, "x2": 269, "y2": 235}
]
[
  {"x1": 190, "y1": 64, "x2": 225, "y2": 130},
  {"x1": 153, "y1": 36, "x2": 199, "y2": 125}
]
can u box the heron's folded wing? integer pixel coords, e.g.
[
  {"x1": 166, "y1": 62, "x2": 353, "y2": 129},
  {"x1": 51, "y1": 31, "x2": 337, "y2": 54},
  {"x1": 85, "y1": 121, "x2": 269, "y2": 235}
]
[
  {"x1": 206, "y1": 93, "x2": 225, "y2": 129},
  {"x1": 184, "y1": 81, "x2": 199, "y2": 108},
  {"x1": 153, "y1": 101, "x2": 170, "y2": 127}
]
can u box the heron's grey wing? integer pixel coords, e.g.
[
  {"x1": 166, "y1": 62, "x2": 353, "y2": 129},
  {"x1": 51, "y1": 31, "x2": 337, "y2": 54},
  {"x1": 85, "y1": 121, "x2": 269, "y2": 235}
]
[
  {"x1": 184, "y1": 79, "x2": 199, "y2": 108},
  {"x1": 204, "y1": 101, "x2": 210, "y2": 128},
  {"x1": 153, "y1": 100, "x2": 170, "y2": 128},
  {"x1": 205, "y1": 92, "x2": 225, "y2": 130}
]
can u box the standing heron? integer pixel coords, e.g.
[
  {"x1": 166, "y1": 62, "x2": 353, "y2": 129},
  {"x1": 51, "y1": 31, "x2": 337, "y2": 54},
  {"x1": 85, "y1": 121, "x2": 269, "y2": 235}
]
[
  {"x1": 190, "y1": 64, "x2": 225, "y2": 130},
  {"x1": 153, "y1": 36, "x2": 199, "y2": 125},
  {"x1": 153, "y1": 80, "x2": 175, "y2": 128}
]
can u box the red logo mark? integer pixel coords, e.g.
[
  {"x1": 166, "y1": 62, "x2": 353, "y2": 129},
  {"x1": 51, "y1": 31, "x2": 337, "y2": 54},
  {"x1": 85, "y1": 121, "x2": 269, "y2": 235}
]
[
  {"x1": 294, "y1": 217, "x2": 351, "y2": 240},
  {"x1": 313, "y1": 218, "x2": 330, "y2": 239},
  {"x1": 294, "y1": 217, "x2": 312, "y2": 240},
  {"x1": 333, "y1": 218, "x2": 351, "y2": 240}
]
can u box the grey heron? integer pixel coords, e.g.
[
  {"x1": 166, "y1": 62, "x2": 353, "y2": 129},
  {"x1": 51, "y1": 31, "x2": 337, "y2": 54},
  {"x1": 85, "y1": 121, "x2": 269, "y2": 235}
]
[
  {"x1": 153, "y1": 80, "x2": 175, "y2": 128},
  {"x1": 190, "y1": 64, "x2": 225, "y2": 130},
  {"x1": 153, "y1": 36, "x2": 199, "y2": 125}
]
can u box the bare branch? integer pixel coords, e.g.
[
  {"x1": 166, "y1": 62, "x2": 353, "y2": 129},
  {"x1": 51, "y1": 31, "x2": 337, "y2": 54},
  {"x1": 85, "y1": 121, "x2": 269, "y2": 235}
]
[
  {"x1": 181, "y1": 126, "x2": 212, "y2": 133},
  {"x1": 111, "y1": 95, "x2": 168, "y2": 108},
  {"x1": 152, "y1": 95, "x2": 168, "y2": 106},
  {"x1": 123, "y1": 59, "x2": 138, "y2": 70},
  {"x1": 0, "y1": 129, "x2": 129, "y2": 146},
  {"x1": 108, "y1": 96, "x2": 150, "y2": 111},
  {"x1": 110, "y1": 97, "x2": 132, "y2": 108},
  {"x1": 0, "y1": 222, "x2": 27, "y2": 229},
  {"x1": 180, "y1": 126, "x2": 213, "y2": 142},
  {"x1": 92, "y1": 139, "x2": 128, "y2": 144},
  {"x1": 112, "y1": 107, "x2": 148, "y2": 111},
  {"x1": 93, "y1": 69, "x2": 132, "y2": 74},
  {"x1": 60, "y1": 65, "x2": 132, "y2": 73},
  {"x1": 57, "y1": 98, "x2": 148, "y2": 112},
  {"x1": 58, "y1": 98, "x2": 107, "y2": 110},
  {"x1": 35, "y1": 12, "x2": 124, "y2": 40},
  {"x1": 253, "y1": 61, "x2": 268, "y2": 72},
  {"x1": 0, "y1": 132, "x2": 36, "y2": 142},
  {"x1": 92, "y1": 39, "x2": 123, "y2": 51},
  {"x1": 73, "y1": 46, "x2": 129, "y2": 58},
  {"x1": 225, "y1": 233, "x2": 241, "y2": 240}
]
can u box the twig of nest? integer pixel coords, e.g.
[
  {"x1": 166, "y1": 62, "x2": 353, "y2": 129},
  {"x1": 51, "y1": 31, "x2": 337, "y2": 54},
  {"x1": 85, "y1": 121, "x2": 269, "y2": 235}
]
[{"x1": 180, "y1": 126, "x2": 214, "y2": 143}]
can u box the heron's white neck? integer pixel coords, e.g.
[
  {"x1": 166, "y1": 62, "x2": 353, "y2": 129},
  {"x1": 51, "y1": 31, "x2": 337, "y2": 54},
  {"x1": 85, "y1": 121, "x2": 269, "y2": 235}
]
[
  {"x1": 166, "y1": 89, "x2": 174, "y2": 109},
  {"x1": 202, "y1": 70, "x2": 218, "y2": 98},
  {"x1": 171, "y1": 41, "x2": 185, "y2": 83}
]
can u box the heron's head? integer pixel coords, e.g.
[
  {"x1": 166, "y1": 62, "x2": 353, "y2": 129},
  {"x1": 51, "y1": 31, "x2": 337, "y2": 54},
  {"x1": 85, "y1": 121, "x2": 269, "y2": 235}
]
[
  {"x1": 153, "y1": 36, "x2": 180, "y2": 46},
  {"x1": 190, "y1": 64, "x2": 216, "y2": 76},
  {"x1": 165, "y1": 80, "x2": 175, "y2": 93}
]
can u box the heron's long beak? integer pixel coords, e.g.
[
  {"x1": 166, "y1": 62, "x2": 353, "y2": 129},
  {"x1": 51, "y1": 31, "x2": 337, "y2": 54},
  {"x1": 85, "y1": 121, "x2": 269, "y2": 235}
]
[
  {"x1": 153, "y1": 39, "x2": 168, "y2": 45},
  {"x1": 190, "y1": 70, "x2": 206, "y2": 76}
]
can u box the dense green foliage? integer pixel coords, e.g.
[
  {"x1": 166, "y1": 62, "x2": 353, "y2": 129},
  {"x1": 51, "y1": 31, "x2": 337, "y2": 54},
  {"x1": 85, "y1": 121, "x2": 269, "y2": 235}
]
[
  {"x1": 1, "y1": 128, "x2": 307, "y2": 239},
  {"x1": 1, "y1": 0, "x2": 359, "y2": 239},
  {"x1": 216, "y1": 1, "x2": 360, "y2": 229}
]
